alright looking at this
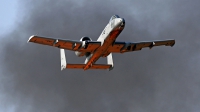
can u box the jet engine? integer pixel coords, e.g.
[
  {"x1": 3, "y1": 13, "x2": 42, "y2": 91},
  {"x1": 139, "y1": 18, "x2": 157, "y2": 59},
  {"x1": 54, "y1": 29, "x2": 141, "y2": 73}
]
[{"x1": 75, "y1": 37, "x2": 92, "y2": 57}]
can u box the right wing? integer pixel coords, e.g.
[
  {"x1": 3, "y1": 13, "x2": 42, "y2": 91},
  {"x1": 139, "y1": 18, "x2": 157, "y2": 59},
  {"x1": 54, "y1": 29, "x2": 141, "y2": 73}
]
[
  {"x1": 102, "y1": 39, "x2": 175, "y2": 56},
  {"x1": 28, "y1": 35, "x2": 101, "y2": 53}
]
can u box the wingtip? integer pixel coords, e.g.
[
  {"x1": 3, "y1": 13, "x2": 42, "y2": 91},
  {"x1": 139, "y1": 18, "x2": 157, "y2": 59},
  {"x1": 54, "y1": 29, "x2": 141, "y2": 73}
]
[
  {"x1": 27, "y1": 35, "x2": 35, "y2": 43},
  {"x1": 171, "y1": 40, "x2": 175, "y2": 47}
]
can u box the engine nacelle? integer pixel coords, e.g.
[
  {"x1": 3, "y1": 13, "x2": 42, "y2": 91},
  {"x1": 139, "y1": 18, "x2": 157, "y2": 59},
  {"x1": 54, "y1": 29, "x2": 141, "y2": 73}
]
[
  {"x1": 75, "y1": 37, "x2": 92, "y2": 57},
  {"x1": 80, "y1": 36, "x2": 92, "y2": 48},
  {"x1": 80, "y1": 36, "x2": 92, "y2": 41}
]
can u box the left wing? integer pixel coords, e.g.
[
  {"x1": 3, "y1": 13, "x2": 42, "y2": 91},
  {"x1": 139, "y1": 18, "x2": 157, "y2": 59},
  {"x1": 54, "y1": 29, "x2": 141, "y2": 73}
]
[
  {"x1": 28, "y1": 35, "x2": 101, "y2": 53},
  {"x1": 102, "y1": 39, "x2": 175, "y2": 56}
]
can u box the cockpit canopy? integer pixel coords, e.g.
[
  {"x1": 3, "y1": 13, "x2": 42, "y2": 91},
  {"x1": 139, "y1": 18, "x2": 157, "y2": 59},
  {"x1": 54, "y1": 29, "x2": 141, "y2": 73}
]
[{"x1": 109, "y1": 15, "x2": 120, "y2": 22}]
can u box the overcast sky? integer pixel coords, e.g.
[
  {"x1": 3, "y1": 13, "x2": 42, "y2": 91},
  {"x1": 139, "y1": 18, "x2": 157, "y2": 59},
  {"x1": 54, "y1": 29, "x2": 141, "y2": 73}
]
[
  {"x1": 0, "y1": 0, "x2": 200, "y2": 112},
  {"x1": 0, "y1": 1, "x2": 17, "y2": 35},
  {"x1": 0, "y1": 1, "x2": 17, "y2": 112}
]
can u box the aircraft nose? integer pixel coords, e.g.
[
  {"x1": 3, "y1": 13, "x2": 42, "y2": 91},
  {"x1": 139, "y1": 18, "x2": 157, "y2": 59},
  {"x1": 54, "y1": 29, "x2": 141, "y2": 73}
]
[
  {"x1": 121, "y1": 18, "x2": 125, "y2": 26},
  {"x1": 119, "y1": 18, "x2": 125, "y2": 27}
]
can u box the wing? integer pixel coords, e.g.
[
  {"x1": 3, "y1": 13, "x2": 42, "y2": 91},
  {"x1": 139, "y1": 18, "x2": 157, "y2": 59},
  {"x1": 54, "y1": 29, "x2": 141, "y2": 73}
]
[
  {"x1": 102, "y1": 39, "x2": 175, "y2": 56},
  {"x1": 28, "y1": 35, "x2": 101, "y2": 53}
]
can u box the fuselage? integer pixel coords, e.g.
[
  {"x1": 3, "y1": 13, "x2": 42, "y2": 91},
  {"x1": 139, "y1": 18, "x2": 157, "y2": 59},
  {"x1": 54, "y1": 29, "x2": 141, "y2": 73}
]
[{"x1": 84, "y1": 15, "x2": 125, "y2": 70}]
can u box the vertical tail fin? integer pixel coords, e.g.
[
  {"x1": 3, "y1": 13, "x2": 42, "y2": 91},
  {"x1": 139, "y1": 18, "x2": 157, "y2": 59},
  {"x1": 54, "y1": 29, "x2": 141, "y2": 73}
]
[
  {"x1": 107, "y1": 53, "x2": 114, "y2": 71},
  {"x1": 60, "y1": 49, "x2": 66, "y2": 71}
]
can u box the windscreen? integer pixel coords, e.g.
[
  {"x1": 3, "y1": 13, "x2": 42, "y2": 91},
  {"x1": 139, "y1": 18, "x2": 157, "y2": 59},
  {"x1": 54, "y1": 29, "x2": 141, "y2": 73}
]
[{"x1": 109, "y1": 15, "x2": 120, "y2": 22}]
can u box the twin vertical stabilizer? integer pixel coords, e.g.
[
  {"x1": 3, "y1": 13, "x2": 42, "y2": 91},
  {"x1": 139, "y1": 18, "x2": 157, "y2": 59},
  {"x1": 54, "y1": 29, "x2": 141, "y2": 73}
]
[{"x1": 60, "y1": 49, "x2": 66, "y2": 70}]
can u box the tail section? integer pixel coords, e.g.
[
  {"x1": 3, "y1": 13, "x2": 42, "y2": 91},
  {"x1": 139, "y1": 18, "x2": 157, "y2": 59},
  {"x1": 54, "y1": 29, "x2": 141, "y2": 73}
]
[{"x1": 60, "y1": 49, "x2": 114, "y2": 71}]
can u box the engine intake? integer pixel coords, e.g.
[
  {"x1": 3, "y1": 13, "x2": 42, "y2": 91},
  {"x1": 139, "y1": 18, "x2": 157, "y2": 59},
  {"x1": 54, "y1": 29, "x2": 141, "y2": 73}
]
[{"x1": 80, "y1": 36, "x2": 92, "y2": 49}]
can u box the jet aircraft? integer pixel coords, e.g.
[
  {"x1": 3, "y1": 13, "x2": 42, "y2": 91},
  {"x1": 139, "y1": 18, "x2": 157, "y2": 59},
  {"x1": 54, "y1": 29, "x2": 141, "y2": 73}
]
[{"x1": 28, "y1": 15, "x2": 175, "y2": 71}]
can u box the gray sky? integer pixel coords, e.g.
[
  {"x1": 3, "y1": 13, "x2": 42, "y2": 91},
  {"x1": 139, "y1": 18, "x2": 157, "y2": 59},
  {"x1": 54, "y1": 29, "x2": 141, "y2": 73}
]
[
  {"x1": 0, "y1": 1, "x2": 18, "y2": 112},
  {"x1": 0, "y1": 1, "x2": 17, "y2": 35},
  {"x1": 0, "y1": 0, "x2": 200, "y2": 112}
]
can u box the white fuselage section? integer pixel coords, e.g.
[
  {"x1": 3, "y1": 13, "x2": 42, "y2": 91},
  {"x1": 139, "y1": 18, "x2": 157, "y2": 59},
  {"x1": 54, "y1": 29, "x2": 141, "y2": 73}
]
[{"x1": 84, "y1": 17, "x2": 125, "y2": 70}]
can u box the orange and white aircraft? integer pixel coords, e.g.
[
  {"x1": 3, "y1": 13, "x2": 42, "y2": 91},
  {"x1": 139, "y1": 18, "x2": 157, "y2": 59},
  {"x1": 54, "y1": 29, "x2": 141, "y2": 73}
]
[{"x1": 28, "y1": 15, "x2": 175, "y2": 71}]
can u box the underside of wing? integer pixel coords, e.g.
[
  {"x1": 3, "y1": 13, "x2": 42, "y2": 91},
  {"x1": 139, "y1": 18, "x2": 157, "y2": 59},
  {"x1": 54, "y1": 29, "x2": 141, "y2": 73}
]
[
  {"x1": 28, "y1": 35, "x2": 101, "y2": 53},
  {"x1": 104, "y1": 39, "x2": 175, "y2": 55}
]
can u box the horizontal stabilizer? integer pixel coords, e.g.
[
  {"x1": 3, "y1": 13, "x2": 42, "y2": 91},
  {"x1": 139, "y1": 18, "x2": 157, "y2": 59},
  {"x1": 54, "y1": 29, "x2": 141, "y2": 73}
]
[{"x1": 66, "y1": 64, "x2": 112, "y2": 69}]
